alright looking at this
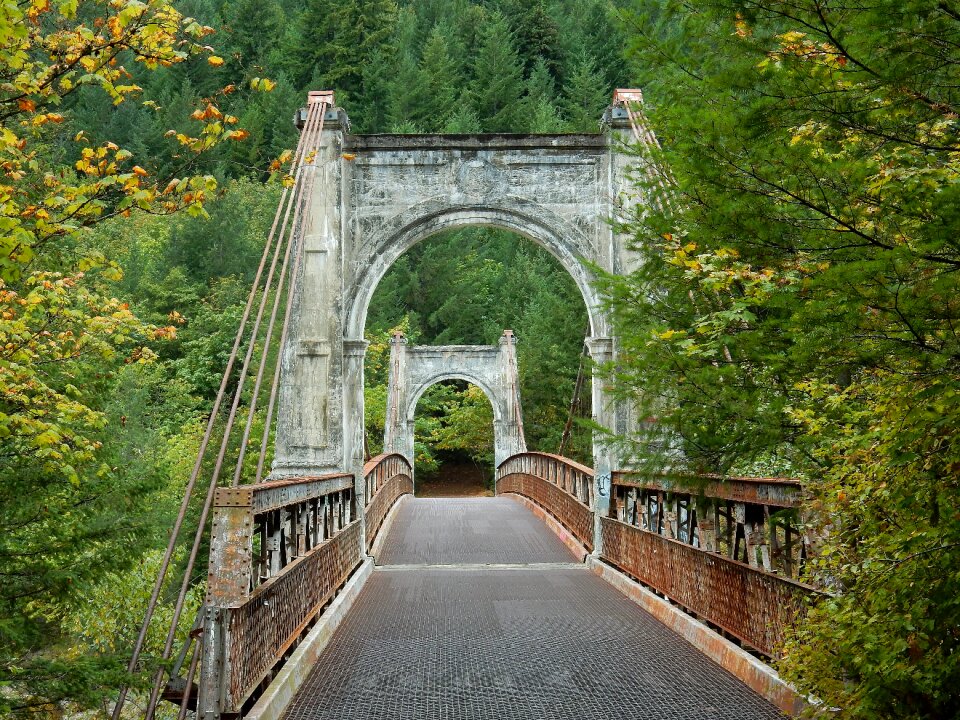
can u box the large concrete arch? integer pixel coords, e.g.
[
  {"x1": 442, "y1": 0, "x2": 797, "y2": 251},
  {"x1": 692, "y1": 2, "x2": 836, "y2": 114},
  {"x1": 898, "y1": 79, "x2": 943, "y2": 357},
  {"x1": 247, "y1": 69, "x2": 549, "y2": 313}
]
[
  {"x1": 270, "y1": 98, "x2": 646, "y2": 517},
  {"x1": 384, "y1": 331, "x2": 526, "y2": 472},
  {"x1": 345, "y1": 202, "x2": 607, "y2": 340}
]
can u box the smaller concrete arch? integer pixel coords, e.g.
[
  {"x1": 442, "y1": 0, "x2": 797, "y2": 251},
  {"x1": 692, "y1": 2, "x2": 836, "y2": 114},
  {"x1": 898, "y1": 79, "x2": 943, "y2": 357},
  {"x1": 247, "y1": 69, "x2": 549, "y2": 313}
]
[
  {"x1": 406, "y1": 372, "x2": 504, "y2": 424},
  {"x1": 384, "y1": 331, "x2": 526, "y2": 471}
]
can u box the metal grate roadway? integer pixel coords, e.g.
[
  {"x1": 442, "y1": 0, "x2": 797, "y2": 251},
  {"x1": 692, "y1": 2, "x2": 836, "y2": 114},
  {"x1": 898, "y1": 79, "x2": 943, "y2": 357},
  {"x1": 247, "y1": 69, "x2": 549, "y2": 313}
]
[
  {"x1": 373, "y1": 497, "x2": 577, "y2": 566},
  {"x1": 282, "y1": 566, "x2": 784, "y2": 720},
  {"x1": 281, "y1": 497, "x2": 784, "y2": 720}
]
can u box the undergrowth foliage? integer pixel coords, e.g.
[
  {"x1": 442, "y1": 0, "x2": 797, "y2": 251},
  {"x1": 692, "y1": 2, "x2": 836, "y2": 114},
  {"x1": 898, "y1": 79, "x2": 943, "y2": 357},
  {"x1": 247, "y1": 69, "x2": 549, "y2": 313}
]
[
  {"x1": 1, "y1": 0, "x2": 627, "y2": 714},
  {"x1": 0, "y1": 0, "x2": 275, "y2": 714}
]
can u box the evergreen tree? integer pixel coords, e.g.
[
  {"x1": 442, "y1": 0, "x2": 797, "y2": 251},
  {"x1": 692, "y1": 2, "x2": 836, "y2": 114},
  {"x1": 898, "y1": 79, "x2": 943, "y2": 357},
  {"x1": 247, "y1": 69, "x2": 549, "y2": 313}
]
[
  {"x1": 560, "y1": 52, "x2": 609, "y2": 132},
  {"x1": 605, "y1": 2, "x2": 960, "y2": 716},
  {"x1": 356, "y1": 45, "x2": 397, "y2": 132},
  {"x1": 222, "y1": 0, "x2": 283, "y2": 77},
  {"x1": 411, "y1": 24, "x2": 462, "y2": 130},
  {"x1": 499, "y1": 0, "x2": 562, "y2": 77},
  {"x1": 470, "y1": 11, "x2": 524, "y2": 131},
  {"x1": 295, "y1": 0, "x2": 398, "y2": 104},
  {"x1": 523, "y1": 58, "x2": 564, "y2": 132},
  {"x1": 443, "y1": 92, "x2": 483, "y2": 133},
  {"x1": 386, "y1": 47, "x2": 424, "y2": 130}
]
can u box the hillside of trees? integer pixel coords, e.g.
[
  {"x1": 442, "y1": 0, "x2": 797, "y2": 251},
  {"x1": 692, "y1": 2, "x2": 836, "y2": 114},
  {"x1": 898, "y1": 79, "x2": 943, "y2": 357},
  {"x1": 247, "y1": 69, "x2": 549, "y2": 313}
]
[{"x1": 2, "y1": 0, "x2": 958, "y2": 718}]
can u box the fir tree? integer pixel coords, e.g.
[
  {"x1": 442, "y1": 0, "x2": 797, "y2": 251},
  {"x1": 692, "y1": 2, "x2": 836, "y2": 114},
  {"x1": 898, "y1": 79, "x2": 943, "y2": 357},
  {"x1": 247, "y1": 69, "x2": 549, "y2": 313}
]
[
  {"x1": 560, "y1": 52, "x2": 609, "y2": 132},
  {"x1": 500, "y1": 0, "x2": 562, "y2": 77},
  {"x1": 296, "y1": 0, "x2": 398, "y2": 102},
  {"x1": 606, "y1": 2, "x2": 960, "y2": 716},
  {"x1": 443, "y1": 92, "x2": 482, "y2": 133},
  {"x1": 470, "y1": 11, "x2": 525, "y2": 132},
  {"x1": 523, "y1": 58, "x2": 564, "y2": 133},
  {"x1": 411, "y1": 24, "x2": 462, "y2": 131},
  {"x1": 222, "y1": 0, "x2": 283, "y2": 76}
]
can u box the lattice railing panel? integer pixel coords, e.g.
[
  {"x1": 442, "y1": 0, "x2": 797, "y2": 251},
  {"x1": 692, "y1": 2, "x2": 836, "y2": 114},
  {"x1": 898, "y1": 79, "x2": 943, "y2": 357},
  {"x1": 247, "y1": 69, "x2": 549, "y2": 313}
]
[
  {"x1": 600, "y1": 516, "x2": 816, "y2": 656},
  {"x1": 363, "y1": 453, "x2": 413, "y2": 550},
  {"x1": 496, "y1": 452, "x2": 594, "y2": 550},
  {"x1": 610, "y1": 472, "x2": 811, "y2": 580},
  {"x1": 224, "y1": 520, "x2": 362, "y2": 709}
]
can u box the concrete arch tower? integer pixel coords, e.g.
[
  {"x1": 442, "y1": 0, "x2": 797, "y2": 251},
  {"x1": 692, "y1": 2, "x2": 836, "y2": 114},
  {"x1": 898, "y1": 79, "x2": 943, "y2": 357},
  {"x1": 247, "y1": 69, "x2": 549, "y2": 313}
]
[
  {"x1": 271, "y1": 93, "x2": 646, "y2": 515},
  {"x1": 383, "y1": 330, "x2": 526, "y2": 472}
]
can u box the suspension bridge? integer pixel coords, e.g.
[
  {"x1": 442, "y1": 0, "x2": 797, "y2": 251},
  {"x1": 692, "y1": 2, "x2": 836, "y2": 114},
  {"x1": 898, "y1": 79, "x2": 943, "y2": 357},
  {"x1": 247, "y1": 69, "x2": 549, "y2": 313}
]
[{"x1": 113, "y1": 90, "x2": 819, "y2": 720}]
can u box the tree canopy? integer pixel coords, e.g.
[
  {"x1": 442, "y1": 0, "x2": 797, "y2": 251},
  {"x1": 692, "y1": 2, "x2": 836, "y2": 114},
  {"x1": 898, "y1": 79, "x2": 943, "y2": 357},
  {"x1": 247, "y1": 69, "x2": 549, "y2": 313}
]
[
  {"x1": 0, "y1": 0, "x2": 622, "y2": 714},
  {"x1": 6, "y1": 0, "x2": 954, "y2": 716}
]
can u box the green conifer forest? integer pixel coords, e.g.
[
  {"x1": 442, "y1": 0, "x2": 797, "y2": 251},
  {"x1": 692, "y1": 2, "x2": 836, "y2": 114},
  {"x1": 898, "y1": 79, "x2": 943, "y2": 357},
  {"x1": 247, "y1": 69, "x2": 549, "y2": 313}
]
[{"x1": 1, "y1": 0, "x2": 958, "y2": 718}]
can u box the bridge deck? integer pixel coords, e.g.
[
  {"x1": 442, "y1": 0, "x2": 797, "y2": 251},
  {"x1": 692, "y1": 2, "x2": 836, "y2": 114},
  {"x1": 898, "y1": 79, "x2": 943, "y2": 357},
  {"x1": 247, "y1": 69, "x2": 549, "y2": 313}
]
[
  {"x1": 281, "y1": 496, "x2": 785, "y2": 720},
  {"x1": 375, "y1": 497, "x2": 576, "y2": 565}
]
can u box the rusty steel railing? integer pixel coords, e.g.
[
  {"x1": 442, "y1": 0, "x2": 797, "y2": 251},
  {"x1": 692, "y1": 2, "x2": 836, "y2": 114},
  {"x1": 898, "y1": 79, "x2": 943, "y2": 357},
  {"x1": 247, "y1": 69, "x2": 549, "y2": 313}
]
[
  {"x1": 605, "y1": 471, "x2": 821, "y2": 657},
  {"x1": 496, "y1": 452, "x2": 594, "y2": 550},
  {"x1": 198, "y1": 474, "x2": 363, "y2": 716},
  {"x1": 114, "y1": 92, "x2": 337, "y2": 720},
  {"x1": 600, "y1": 516, "x2": 816, "y2": 657},
  {"x1": 363, "y1": 453, "x2": 413, "y2": 550},
  {"x1": 610, "y1": 471, "x2": 809, "y2": 579}
]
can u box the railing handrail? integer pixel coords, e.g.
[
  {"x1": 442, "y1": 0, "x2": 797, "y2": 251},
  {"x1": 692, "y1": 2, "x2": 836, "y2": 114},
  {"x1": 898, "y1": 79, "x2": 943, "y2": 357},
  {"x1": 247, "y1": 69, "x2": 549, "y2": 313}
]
[
  {"x1": 363, "y1": 452, "x2": 411, "y2": 477},
  {"x1": 221, "y1": 521, "x2": 363, "y2": 710},
  {"x1": 257, "y1": 472, "x2": 354, "y2": 488},
  {"x1": 611, "y1": 470, "x2": 803, "y2": 509},
  {"x1": 497, "y1": 451, "x2": 595, "y2": 477},
  {"x1": 613, "y1": 469, "x2": 802, "y2": 488},
  {"x1": 214, "y1": 473, "x2": 354, "y2": 515}
]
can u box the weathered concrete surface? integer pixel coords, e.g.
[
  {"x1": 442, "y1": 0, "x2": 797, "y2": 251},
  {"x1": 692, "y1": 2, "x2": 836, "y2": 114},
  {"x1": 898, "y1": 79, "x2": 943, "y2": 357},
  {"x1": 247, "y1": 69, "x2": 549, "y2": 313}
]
[
  {"x1": 588, "y1": 557, "x2": 806, "y2": 716},
  {"x1": 271, "y1": 114, "x2": 647, "y2": 486},
  {"x1": 384, "y1": 331, "x2": 526, "y2": 469}
]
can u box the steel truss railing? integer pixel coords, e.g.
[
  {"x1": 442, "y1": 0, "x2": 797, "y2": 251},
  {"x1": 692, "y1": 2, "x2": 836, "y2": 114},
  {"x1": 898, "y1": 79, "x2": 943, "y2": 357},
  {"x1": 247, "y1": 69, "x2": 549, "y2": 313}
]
[
  {"x1": 199, "y1": 475, "x2": 361, "y2": 716},
  {"x1": 495, "y1": 452, "x2": 595, "y2": 550},
  {"x1": 363, "y1": 453, "x2": 413, "y2": 551},
  {"x1": 610, "y1": 471, "x2": 810, "y2": 579},
  {"x1": 496, "y1": 452, "x2": 821, "y2": 658},
  {"x1": 604, "y1": 471, "x2": 820, "y2": 657}
]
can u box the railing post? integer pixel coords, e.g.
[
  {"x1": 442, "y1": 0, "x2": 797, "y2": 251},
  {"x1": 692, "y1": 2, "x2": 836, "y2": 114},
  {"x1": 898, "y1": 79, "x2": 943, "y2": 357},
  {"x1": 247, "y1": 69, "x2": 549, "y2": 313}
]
[
  {"x1": 697, "y1": 498, "x2": 718, "y2": 552},
  {"x1": 343, "y1": 339, "x2": 369, "y2": 550},
  {"x1": 197, "y1": 606, "x2": 226, "y2": 720},
  {"x1": 585, "y1": 337, "x2": 615, "y2": 556}
]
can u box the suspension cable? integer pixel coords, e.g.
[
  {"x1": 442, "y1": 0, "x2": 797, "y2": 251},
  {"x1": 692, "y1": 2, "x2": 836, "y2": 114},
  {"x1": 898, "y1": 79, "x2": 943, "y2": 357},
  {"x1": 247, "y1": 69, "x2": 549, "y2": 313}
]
[
  {"x1": 141, "y1": 97, "x2": 331, "y2": 720},
  {"x1": 559, "y1": 334, "x2": 589, "y2": 457},
  {"x1": 114, "y1": 92, "x2": 333, "y2": 720},
  {"x1": 612, "y1": 88, "x2": 670, "y2": 213}
]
